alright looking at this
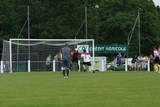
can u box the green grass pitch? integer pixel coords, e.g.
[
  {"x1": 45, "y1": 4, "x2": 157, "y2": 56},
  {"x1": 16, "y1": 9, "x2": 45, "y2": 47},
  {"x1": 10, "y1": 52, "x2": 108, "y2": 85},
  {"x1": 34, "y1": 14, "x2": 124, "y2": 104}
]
[{"x1": 0, "y1": 71, "x2": 160, "y2": 107}]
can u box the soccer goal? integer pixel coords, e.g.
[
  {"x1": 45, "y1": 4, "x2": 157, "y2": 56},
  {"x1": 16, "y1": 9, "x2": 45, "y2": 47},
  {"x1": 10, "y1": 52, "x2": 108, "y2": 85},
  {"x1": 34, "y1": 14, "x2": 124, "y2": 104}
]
[{"x1": 1, "y1": 39, "x2": 94, "y2": 73}]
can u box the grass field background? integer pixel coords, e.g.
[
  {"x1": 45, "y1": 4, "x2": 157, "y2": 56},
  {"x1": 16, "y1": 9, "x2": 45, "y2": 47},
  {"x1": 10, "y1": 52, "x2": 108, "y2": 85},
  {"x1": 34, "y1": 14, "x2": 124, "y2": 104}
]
[{"x1": 0, "y1": 71, "x2": 160, "y2": 107}]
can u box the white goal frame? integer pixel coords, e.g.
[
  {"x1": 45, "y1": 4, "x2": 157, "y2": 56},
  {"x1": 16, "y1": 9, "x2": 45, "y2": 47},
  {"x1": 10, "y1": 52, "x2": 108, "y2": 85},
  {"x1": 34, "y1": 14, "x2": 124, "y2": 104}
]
[{"x1": 9, "y1": 39, "x2": 95, "y2": 73}]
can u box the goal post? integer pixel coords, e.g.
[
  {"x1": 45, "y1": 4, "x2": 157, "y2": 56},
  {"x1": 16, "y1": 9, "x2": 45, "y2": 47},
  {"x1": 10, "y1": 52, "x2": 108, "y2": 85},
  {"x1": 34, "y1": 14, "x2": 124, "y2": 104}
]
[{"x1": 7, "y1": 39, "x2": 94, "y2": 73}]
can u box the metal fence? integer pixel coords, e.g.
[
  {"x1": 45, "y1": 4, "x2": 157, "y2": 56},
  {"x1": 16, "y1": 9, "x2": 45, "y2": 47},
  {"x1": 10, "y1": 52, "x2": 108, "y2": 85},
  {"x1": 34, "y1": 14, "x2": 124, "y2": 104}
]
[{"x1": 0, "y1": 59, "x2": 152, "y2": 73}]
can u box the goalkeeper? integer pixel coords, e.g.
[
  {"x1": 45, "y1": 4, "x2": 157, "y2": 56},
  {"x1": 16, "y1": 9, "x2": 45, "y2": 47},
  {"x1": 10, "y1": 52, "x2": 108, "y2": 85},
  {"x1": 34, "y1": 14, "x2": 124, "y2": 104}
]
[{"x1": 71, "y1": 48, "x2": 79, "y2": 70}]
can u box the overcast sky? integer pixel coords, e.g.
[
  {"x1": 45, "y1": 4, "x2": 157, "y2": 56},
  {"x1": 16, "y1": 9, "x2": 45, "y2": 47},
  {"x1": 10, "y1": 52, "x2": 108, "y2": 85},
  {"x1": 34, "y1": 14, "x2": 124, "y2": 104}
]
[{"x1": 153, "y1": 0, "x2": 160, "y2": 6}]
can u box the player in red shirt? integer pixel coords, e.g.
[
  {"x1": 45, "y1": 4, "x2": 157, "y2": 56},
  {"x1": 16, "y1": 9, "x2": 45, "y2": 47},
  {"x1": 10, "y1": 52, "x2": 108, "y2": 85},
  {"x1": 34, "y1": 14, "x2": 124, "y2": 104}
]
[{"x1": 71, "y1": 48, "x2": 79, "y2": 70}]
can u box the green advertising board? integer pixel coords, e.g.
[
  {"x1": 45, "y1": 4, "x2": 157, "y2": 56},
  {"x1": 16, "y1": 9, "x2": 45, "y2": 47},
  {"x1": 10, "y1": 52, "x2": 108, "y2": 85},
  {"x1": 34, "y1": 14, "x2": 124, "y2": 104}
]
[{"x1": 89, "y1": 44, "x2": 128, "y2": 53}]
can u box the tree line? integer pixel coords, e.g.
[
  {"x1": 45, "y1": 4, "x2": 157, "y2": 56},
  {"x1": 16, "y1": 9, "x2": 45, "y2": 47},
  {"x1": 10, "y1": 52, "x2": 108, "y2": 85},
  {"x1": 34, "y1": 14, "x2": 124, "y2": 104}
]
[{"x1": 0, "y1": 0, "x2": 160, "y2": 57}]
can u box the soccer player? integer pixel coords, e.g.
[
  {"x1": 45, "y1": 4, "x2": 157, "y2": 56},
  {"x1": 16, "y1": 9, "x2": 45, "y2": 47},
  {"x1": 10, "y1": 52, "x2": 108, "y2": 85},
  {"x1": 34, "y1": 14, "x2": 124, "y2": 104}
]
[
  {"x1": 81, "y1": 49, "x2": 95, "y2": 73},
  {"x1": 71, "y1": 48, "x2": 79, "y2": 70},
  {"x1": 61, "y1": 43, "x2": 71, "y2": 78}
]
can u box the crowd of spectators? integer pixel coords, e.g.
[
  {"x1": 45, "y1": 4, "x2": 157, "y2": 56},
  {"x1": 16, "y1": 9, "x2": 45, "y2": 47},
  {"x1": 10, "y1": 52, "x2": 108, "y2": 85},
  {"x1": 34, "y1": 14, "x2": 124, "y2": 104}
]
[{"x1": 131, "y1": 54, "x2": 160, "y2": 71}]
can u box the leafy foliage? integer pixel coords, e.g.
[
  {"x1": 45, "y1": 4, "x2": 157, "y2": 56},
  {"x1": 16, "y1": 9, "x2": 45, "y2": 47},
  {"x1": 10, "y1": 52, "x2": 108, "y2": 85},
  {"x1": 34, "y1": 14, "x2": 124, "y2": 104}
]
[{"x1": 0, "y1": 0, "x2": 160, "y2": 57}]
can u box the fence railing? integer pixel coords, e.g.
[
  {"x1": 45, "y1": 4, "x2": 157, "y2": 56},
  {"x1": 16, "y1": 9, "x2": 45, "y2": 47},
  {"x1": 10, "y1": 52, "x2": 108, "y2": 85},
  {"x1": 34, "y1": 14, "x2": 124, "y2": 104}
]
[{"x1": 0, "y1": 59, "x2": 152, "y2": 73}]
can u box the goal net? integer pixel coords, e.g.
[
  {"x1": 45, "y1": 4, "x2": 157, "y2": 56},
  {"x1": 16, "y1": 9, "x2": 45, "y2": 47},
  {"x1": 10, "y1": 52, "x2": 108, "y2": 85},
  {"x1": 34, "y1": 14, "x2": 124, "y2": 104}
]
[{"x1": 1, "y1": 39, "x2": 94, "y2": 73}]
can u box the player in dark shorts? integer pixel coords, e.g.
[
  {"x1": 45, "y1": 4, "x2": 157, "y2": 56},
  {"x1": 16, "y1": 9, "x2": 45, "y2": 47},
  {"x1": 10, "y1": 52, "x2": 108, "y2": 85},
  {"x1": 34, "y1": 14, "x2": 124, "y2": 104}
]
[
  {"x1": 71, "y1": 48, "x2": 79, "y2": 70},
  {"x1": 81, "y1": 49, "x2": 95, "y2": 73},
  {"x1": 61, "y1": 43, "x2": 71, "y2": 78}
]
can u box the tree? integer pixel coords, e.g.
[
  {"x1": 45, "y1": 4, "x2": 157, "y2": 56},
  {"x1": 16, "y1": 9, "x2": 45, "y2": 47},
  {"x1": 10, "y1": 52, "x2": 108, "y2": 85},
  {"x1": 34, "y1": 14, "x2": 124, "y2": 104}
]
[
  {"x1": 98, "y1": 0, "x2": 160, "y2": 56},
  {"x1": 0, "y1": 0, "x2": 160, "y2": 57}
]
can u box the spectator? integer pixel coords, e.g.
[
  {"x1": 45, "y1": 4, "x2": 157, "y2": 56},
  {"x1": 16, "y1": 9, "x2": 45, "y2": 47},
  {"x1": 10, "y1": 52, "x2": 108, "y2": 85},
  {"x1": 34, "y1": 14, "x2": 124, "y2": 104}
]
[
  {"x1": 131, "y1": 54, "x2": 137, "y2": 71},
  {"x1": 137, "y1": 55, "x2": 143, "y2": 71},
  {"x1": 149, "y1": 54, "x2": 154, "y2": 71},
  {"x1": 54, "y1": 52, "x2": 62, "y2": 71},
  {"x1": 142, "y1": 55, "x2": 148, "y2": 70},
  {"x1": 116, "y1": 53, "x2": 122, "y2": 70},
  {"x1": 46, "y1": 54, "x2": 52, "y2": 71},
  {"x1": 154, "y1": 55, "x2": 159, "y2": 72}
]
